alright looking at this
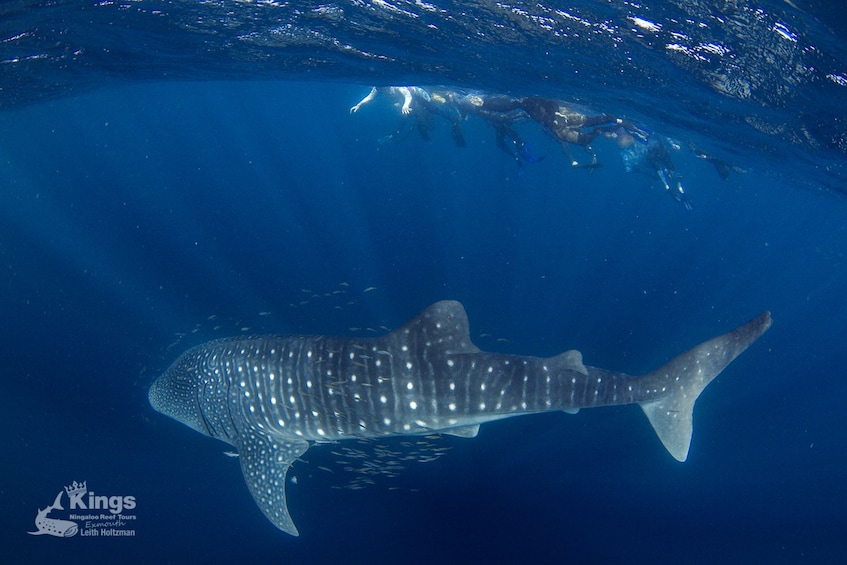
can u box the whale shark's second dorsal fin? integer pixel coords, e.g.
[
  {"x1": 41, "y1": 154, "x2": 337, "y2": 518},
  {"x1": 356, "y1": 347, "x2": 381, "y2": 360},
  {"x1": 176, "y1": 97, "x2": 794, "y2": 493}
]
[
  {"x1": 551, "y1": 350, "x2": 588, "y2": 376},
  {"x1": 390, "y1": 301, "x2": 480, "y2": 355}
]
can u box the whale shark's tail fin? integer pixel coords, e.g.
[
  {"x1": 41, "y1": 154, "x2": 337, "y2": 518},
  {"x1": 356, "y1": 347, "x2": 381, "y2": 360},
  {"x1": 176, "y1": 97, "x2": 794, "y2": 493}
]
[{"x1": 639, "y1": 312, "x2": 772, "y2": 462}]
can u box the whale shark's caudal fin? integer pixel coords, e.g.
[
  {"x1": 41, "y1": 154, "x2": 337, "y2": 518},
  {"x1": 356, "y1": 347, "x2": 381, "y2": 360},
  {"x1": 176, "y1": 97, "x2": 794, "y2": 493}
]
[{"x1": 639, "y1": 312, "x2": 772, "y2": 462}]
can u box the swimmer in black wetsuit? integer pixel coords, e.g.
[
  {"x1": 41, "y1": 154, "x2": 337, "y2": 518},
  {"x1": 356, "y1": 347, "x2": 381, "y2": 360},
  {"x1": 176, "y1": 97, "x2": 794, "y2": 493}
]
[
  {"x1": 619, "y1": 134, "x2": 693, "y2": 210},
  {"x1": 444, "y1": 91, "x2": 542, "y2": 169},
  {"x1": 455, "y1": 94, "x2": 646, "y2": 168},
  {"x1": 518, "y1": 97, "x2": 629, "y2": 167},
  {"x1": 647, "y1": 138, "x2": 692, "y2": 210},
  {"x1": 691, "y1": 147, "x2": 747, "y2": 179}
]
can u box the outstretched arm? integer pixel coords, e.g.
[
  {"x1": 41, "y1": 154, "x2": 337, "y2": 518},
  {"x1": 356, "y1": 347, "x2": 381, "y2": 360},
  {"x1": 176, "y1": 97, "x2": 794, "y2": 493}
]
[
  {"x1": 350, "y1": 87, "x2": 379, "y2": 113},
  {"x1": 397, "y1": 87, "x2": 414, "y2": 115}
]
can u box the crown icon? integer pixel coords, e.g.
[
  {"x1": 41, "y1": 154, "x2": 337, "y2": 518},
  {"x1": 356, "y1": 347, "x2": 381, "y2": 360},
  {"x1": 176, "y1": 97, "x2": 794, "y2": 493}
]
[{"x1": 64, "y1": 480, "x2": 87, "y2": 497}]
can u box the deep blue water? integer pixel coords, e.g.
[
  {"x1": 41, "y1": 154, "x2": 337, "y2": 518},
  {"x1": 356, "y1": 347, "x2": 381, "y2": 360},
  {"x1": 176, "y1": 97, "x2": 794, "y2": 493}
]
[{"x1": 2, "y1": 1, "x2": 847, "y2": 563}]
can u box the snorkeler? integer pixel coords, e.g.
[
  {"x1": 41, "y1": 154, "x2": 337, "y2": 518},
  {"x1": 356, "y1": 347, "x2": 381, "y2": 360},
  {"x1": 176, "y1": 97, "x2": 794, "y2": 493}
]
[
  {"x1": 517, "y1": 97, "x2": 629, "y2": 168},
  {"x1": 351, "y1": 86, "x2": 466, "y2": 147},
  {"x1": 691, "y1": 146, "x2": 747, "y2": 179},
  {"x1": 425, "y1": 89, "x2": 467, "y2": 147},
  {"x1": 491, "y1": 120, "x2": 544, "y2": 170},
  {"x1": 447, "y1": 93, "x2": 643, "y2": 168},
  {"x1": 350, "y1": 86, "x2": 416, "y2": 115},
  {"x1": 444, "y1": 90, "x2": 542, "y2": 169},
  {"x1": 619, "y1": 134, "x2": 693, "y2": 210},
  {"x1": 648, "y1": 139, "x2": 693, "y2": 210},
  {"x1": 350, "y1": 86, "x2": 428, "y2": 144}
]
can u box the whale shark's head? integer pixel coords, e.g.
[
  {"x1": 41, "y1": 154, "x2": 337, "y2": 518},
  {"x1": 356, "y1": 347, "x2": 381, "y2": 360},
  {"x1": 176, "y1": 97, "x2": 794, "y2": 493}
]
[{"x1": 149, "y1": 350, "x2": 210, "y2": 436}]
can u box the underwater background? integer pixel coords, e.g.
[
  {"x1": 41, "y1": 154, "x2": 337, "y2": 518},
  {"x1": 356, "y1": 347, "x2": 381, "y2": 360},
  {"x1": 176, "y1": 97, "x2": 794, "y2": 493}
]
[{"x1": 2, "y1": 1, "x2": 846, "y2": 563}]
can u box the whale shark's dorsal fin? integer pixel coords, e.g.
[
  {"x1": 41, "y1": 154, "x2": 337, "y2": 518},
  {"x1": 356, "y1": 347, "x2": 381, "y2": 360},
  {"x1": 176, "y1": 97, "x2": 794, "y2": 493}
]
[
  {"x1": 390, "y1": 300, "x2": 480, "y2": 355},
  {"x1": 49, "y1": 491, "x2": 64, "y2": 512}
]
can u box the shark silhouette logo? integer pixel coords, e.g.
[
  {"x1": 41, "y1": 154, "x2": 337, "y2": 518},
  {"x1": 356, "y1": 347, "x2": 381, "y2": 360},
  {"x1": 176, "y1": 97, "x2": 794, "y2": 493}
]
[{"x1": 27, "y1": 482, "x2": 84, "y2": 537}]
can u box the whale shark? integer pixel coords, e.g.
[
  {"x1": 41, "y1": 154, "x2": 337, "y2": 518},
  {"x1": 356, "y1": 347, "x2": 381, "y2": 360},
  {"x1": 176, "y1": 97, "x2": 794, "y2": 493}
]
[{"x1": 149, "y1": 300, "x2": 771, "y2": 536}]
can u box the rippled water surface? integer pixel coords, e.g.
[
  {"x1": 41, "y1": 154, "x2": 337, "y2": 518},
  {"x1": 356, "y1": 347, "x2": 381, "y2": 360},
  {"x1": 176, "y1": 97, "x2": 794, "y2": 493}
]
[{"x1": 3, "y1": 1, "x2": 846, "y2": 182}]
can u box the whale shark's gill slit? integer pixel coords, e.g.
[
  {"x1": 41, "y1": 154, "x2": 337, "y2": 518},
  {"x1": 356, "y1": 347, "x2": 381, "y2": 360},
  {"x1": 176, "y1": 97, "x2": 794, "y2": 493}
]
[{"x1": 199, "y1": 404, "x2": 216, "y2": 437}]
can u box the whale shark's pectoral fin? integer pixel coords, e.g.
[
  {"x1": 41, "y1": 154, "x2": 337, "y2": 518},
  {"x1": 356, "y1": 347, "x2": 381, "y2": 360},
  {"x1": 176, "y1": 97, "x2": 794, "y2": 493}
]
[{"x1": 237, "y1": 432, "x2": 309, "y2": 536}]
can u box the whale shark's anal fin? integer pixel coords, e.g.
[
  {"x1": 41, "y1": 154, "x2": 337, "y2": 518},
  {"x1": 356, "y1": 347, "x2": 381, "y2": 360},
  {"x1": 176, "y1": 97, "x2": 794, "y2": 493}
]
[
  {"x1": 640, "y1": 311, "x2": 772, "y2": 462},
  {"x1": 237, "y1": 432, "x2": 309, "y2": 536}
]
